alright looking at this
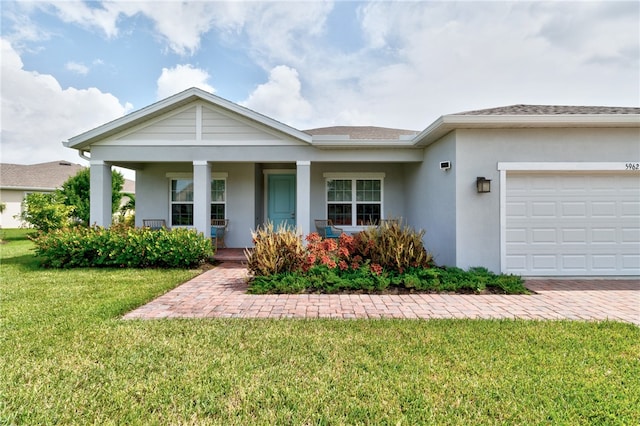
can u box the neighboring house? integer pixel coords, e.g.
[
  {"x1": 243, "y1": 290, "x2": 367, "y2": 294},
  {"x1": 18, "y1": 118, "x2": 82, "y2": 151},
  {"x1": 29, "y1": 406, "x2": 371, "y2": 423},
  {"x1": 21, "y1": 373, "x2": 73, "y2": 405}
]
[
  {"x1": 0, "y1": 160, "x2": 135, "y2": 228},
  {"x1": 63, "y1": 88, "x2": 640, "y2": 277}
]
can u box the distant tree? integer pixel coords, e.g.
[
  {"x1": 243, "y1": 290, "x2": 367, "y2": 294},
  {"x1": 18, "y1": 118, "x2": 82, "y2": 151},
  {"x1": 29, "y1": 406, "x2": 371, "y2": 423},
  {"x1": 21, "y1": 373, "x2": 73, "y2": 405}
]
[
  {"x1": 116, "y1": 192, "x2": 136, "y2": 227},
  {"x1": 59, "y1": 168, "x2": 125, "y2": 226},
  {"x1": 20, "y1": 193, "x2": 73, "y2": 232}
]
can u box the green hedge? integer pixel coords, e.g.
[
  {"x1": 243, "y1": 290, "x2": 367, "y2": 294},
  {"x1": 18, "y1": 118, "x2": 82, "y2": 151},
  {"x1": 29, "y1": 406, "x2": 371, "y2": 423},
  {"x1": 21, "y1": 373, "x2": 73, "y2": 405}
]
[
  {"x1": 248, "y1": 265, "x2": 527, "y2": 294},
  {"x1": 32, "y1": 225, "x2": 213, "y2": 268}
]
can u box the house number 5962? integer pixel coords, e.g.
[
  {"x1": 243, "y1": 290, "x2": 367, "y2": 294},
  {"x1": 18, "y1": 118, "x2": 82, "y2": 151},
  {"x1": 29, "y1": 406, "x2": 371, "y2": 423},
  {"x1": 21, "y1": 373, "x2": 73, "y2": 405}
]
[{"x1": 626, "y1": 163, "x2": 639, "y2": 170}]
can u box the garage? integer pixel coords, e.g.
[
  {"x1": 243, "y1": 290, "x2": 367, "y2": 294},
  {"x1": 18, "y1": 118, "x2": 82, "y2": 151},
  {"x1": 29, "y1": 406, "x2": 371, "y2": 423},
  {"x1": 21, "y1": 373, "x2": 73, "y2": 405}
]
[{"x1": 504, "y1": 170, "x2": 640, "y2": 276}]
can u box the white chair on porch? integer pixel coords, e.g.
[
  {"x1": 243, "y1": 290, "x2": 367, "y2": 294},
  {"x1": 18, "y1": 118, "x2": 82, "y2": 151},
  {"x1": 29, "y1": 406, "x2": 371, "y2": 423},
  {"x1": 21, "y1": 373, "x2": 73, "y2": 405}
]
[
  {"x1": 211, "y1": 219, "x2": 229, "y2": 248},
  {"x1": 314, "y1": 219, "x2": 344, "y2": 239},
  {"x1": 142, "y1": 219, "x2": 167, "y2": 230}
]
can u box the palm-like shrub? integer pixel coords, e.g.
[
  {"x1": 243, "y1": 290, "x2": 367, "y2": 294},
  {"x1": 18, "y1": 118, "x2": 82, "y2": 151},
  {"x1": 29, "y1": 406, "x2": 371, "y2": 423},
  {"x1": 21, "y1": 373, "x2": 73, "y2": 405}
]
[
  {"x1": 353, "y1": 219, "x2": 432, "y2": 273},
  {"x1": 245, "y1": 222, "x2": 305, "y2": 276}
]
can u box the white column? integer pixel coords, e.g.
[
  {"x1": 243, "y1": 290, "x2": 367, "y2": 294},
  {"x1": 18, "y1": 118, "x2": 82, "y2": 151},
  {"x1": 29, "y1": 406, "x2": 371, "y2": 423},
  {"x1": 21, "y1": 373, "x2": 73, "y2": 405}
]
[
  {"x1": 296, "y1": 160, "x2": 311, "y2": 237},
  {"x1": 90, "y1": 160, "x2": 112, "y2": 227},
  {"x1": 193, "y1": 161, "x2": 211, "y2": 237}
]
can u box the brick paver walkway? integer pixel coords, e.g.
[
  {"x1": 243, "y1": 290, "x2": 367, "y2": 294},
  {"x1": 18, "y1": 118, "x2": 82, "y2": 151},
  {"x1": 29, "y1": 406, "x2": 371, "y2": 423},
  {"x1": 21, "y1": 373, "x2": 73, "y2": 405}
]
[{"x1": 123, "y1": 263, "x2": 640, "y2": 325}]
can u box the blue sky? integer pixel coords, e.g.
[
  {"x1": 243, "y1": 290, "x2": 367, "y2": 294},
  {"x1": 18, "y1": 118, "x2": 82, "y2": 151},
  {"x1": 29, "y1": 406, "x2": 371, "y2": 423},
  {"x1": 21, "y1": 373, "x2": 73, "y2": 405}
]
[{"x1": 1, "y1": 0, "x2": 639, "y2": 169}]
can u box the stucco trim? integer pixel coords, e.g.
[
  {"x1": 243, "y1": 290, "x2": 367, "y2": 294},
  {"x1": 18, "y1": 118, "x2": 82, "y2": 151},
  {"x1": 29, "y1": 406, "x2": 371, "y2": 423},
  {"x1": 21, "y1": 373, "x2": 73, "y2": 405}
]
[
  {"x1": 498, "y1": 162, "x2": 638, "y2": 171},
  {"x1": 323, "y1": 172, "x2": 386, "y2": 179},
  {"x1": 415, "y1": 114, "x2": 640, "y2": 147},
  {"x1": 165, "y1": 172, "x2": 228, "y2": 178}
]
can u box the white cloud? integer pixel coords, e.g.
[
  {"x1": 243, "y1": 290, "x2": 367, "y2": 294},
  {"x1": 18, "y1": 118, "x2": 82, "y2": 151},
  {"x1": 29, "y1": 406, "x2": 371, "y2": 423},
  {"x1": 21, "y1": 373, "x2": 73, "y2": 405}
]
[
  {"x1": 2, "y1": 6, "x2": 52, "y2": 46},
  {"x1": 66, "y1": 61, "x2": 89, "y2": 75},
  {"x1": 234, "y1": 2, "x2": 332, "y2": 65},
  {"x1": 241, "y1": 65, "x2": 312, "y2": 125},
  {"x1": 303, "y1": 1, "x2": 640, "y2": 130},
  {"x1": 4, "y1": 0, "x2": 638, "y2": 140},
  {"x1": 0, "y1": 38, "x2": 131, "y2": 166},
  {"x1": 156, "y1": 64, "x2": 215, "y2": 100},
  {"x1": 43, "y1": 0, "x2": 122, "y2": 38},
  {"x1": 114, "y1": 1, "x2": 225, "y2": 55},
  {"x1": 34, "y1": 1, "x2": 245, "y2": 56}
]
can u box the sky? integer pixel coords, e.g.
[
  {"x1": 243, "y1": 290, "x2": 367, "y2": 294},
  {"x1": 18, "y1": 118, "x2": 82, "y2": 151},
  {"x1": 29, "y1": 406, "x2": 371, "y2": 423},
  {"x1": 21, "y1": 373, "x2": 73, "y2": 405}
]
[{"x1": 1, "y1": 0, "x2": 639, "y2": 172}]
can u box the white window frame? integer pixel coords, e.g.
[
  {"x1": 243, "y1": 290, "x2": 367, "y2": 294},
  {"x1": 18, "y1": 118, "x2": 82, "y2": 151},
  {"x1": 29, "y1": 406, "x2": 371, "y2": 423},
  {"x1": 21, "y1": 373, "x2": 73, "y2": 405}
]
[
  {"x1": 166, "y1": 172, "x2": 227, "y2": 227},
  {"x1": 210, "y1": 178, "x2": 227, "y2": 220},
  {"x1": 323, "y1": 172, "x2": 385, "y2": 230}
]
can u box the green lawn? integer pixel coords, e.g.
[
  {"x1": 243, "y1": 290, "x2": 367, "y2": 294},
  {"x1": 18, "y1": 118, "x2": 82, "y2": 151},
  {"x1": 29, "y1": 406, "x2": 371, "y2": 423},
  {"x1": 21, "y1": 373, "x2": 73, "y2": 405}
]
[{"x1": 2, "y1": 229, "x2": 639, "y2": 425}]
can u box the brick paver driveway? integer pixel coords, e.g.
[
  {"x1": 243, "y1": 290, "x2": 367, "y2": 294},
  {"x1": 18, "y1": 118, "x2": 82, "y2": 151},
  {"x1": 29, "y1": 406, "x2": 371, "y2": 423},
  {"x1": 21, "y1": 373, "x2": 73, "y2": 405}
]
[{"x1": 123, "y1": 263, "x2": 640, "y2": 325}]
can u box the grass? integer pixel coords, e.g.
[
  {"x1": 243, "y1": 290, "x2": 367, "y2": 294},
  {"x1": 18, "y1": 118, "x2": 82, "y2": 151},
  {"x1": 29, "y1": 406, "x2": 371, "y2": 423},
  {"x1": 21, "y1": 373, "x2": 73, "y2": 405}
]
[{"x1": 1, "y1": 228, "x2": 639, "y2": 424}]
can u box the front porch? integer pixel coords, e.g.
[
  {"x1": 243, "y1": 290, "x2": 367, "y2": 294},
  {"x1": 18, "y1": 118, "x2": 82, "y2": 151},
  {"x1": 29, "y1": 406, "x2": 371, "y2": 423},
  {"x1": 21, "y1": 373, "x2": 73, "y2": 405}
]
[
  {"x1": 92, "y1": 160, "x2": 415, "y2": 249},
  {"x1": 213, "y1": 248, "x2": 247, "y2": 263}
]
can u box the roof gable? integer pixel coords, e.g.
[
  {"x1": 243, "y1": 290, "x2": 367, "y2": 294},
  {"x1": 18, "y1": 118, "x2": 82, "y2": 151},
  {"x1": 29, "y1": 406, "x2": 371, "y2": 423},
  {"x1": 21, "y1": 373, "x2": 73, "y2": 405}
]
[{"x1": 65, "y1": 87, "x2": 312, "y2": 150}]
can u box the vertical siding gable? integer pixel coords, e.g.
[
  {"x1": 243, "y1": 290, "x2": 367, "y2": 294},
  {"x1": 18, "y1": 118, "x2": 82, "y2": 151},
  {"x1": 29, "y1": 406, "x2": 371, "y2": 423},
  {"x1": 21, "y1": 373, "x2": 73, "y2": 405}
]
[
  {"x1": 117, "y1": 106, "x2": 197, "y2": 140},
  {"x1": 201, "y1": 105, "x2": 295, "y2": 143}
]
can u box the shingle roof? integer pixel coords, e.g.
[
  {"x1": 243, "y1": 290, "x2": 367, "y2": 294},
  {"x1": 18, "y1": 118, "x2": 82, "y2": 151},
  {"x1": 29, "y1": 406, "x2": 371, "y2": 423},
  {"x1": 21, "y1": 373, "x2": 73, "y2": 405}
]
[
  {"x1": 304, "y1": 126, "x2": 418, "y2": 139},
  {"x1": 455, "y1": 104, "x2": 640, "y2": 115},
  {"x1": 0, "y1": 161, "x2": 135, "y2": 192},
  {"x1": 1, "y1": 161, "x2": 85, "y2": 190}
]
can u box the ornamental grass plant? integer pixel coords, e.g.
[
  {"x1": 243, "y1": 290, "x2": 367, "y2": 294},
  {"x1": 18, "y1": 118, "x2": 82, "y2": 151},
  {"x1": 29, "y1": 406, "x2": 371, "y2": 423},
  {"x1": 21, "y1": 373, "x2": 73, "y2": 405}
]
[
  {"x1": 352, "y1": 218, "x2": 432, "y2": 272},
  {"x1": 244, "y1": 222, "x2": 306, "y2": 275}
]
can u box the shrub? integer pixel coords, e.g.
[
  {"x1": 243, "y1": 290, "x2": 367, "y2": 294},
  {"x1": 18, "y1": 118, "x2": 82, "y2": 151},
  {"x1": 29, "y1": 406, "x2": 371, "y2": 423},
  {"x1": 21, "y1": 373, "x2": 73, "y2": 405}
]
[
  {"x1": 245, "y1": 222, "x2": 305, "y2": 276},
  {"x1": 244, "y1": 220, "x2": 526, "y2": 295},
  {"x1": 247, "y1": 263, "x2": 393, "y2": 294},
  {"x1": 353, "y1": 219, "x2": 433, "y2": 273},
  {"x1": 248, "y1": 265, "x2": 526, "y2": 294},
  {"x1": 19, "y1": 192, "x2": 74, "y2": 232},
  {"x1": 32, "y1": 225, "x2": 212, "y2": 268}
]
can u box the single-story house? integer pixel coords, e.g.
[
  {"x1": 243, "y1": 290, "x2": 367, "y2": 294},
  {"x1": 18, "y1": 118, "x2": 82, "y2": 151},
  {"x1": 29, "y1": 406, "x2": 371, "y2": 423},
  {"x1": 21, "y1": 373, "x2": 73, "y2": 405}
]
[
  {"x1": 1, "y1": 161, "x2": 85, "y2": 228},
  {"x1": 0, "y1": 160, "x2": 135, "y2": 228},
  {"x1": 63, "y1": 88, "x2": 640, "y2": 276}
]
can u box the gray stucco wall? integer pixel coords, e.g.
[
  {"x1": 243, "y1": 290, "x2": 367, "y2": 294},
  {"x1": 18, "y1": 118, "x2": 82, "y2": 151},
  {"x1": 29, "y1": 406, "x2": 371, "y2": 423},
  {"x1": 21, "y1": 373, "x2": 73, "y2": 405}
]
[
  {"x1": 404, "y1": 133, "x2": 457, "y2": 266},
  {"x1": 453, "y1": 127, "x2": 640, "y2": 272}
]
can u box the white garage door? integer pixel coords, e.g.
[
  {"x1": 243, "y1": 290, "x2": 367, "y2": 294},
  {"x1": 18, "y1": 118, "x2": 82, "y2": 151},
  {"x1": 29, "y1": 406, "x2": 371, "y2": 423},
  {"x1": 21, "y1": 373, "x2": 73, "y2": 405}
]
[{"x1": 505, "y1": 172, "x2": 640, "y2": 276}]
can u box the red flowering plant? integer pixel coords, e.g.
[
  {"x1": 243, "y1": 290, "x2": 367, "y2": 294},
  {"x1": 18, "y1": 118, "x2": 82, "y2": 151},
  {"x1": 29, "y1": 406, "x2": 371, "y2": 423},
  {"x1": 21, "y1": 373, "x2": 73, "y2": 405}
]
[{"x1": 302, "y1": 232, "x2": 384, "y2": 276}]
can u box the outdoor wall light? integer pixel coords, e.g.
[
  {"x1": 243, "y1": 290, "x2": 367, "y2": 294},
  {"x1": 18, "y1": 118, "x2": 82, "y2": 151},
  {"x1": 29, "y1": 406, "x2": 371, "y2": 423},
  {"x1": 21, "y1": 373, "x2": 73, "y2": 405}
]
[{"x1": 476, "y1": 177, "x2": 491, "y2": 193}]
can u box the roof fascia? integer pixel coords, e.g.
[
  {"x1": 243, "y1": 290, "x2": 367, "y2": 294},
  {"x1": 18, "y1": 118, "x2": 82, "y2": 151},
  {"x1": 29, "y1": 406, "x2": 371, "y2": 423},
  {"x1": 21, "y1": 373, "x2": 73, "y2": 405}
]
[
  {"x1": 64, "y1": 88, "x2": 311, "y2": 150},
  {"x1": 413, "y1": 113, "x2": 640, "y2": 147}
]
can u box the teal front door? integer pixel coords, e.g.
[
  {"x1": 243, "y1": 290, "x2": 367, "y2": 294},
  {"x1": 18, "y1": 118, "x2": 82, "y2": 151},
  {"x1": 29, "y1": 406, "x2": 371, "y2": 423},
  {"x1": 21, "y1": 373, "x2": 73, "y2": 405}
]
[{"x1": 268, "y1": 174, "x2": 296, "y2": 229}]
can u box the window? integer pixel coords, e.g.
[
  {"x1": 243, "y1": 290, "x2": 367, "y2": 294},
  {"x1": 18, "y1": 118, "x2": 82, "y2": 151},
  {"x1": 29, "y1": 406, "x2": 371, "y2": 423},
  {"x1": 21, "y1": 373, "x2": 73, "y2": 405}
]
[
  {"x1": 171, "y1": 179, "x2": 194, "y2": 226},
  {"x1": 169, "y1": 177, "x2": 227, "y2": 226},
  {"x1": 211, "y1": 179, "x2": 226, "y2": 220},
  {"x1": 325, "y1": 174, "x2": 384, "y2": 226}
]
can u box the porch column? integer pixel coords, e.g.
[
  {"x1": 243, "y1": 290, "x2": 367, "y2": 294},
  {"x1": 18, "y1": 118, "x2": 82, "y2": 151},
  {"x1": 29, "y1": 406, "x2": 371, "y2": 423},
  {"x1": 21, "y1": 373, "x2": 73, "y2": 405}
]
[
  {"x1": 193, "y1": 161, "x2": 211, "y2": 237},
  {"x1": 296, "y1": 160, "x2": 311, "y2": 237},
  {"x1": 90, "y1": 160, "x2": 112, "y2": 227}
]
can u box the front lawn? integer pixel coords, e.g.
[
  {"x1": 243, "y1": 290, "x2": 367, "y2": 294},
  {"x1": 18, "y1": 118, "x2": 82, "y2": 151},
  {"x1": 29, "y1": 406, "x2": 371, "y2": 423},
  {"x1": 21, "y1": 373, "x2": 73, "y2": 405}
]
[{"x1": 2, "y1": 230, "x2": 639, "y2": 424}]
